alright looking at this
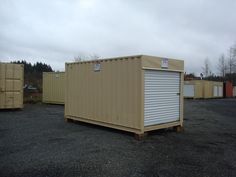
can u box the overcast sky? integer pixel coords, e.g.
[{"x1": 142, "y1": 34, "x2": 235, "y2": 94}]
[{"x1": 0, "y1": 0, "x2": 236, "y2": 74}]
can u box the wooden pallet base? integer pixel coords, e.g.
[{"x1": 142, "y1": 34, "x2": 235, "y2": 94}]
[
  {"x1": 134, "y1": 132, "x2": 148, "y2": 140},
  {"x1": 65, "y1": 118, "x2": 74, "y2": 123},
  {"x1": 174, "y1": 125, "x2": 184, "y2": 132},
  {"x1": 65, "y1": 117, "x2": 184, "y2": 139}
]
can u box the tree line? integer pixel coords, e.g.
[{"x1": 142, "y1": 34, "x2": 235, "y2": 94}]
[
  {"x1": 12, "y1": 60, "x2": 53, "y2": 92},
  {"x1": 12, "y1": 60, "x2": 53, "y2": 73}
]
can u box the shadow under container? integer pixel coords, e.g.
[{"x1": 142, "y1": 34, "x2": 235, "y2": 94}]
[
  {"x1": 0, "y1": 63, "x2": 24, "y2": 109},
  {"x1": 65, "y1": 55, "x2": 184, "y2": 135},
  {"x1": 42, "y1": 72, "x2": 65, "y2": 104}
]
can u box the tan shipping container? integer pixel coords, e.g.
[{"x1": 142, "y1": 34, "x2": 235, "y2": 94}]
[
  {"x1": 233, "y1": 86, "x2": 236, "y2": 97},
  {"x1": 0, "y1": 63, "x2": 24, "y2": 109},
  {"x1": 203, "y1": 81, "x2": 223, "y2": 98},
  {"x1": 65, "y1": 55, "x2": 184, "y2": 135},
  {"x1": 43, "y1": 72, "x2": 65, "y2": 104},
  {"x1": 203, "y1": 80, "x2": 212, "y2": 99}
]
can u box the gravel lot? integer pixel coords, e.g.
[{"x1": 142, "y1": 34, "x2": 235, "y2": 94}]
[{"x1": 0, "y1": 99, "x2": 236, "y2": 177}]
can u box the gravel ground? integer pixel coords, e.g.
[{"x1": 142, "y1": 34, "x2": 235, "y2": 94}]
[{"x1": 0, "y1": 99, "x2": 236, "y2": 177}]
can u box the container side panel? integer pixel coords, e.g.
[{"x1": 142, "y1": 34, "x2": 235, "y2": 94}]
[
  {"x1": 5, "y1": 80, "x2": 22, "y2": 91},
  {"x1": 0, "y1": 92, "x2": 5, "y2": 107},
  {"x1": 5, "y1": 92, "x2": 14, "y2": 108},
  {"x1": 194, "y1": 81, "x2": 202, "y2": 98},
  {"x1": 6, "y1": 64, "x2": 14, "y2": 79},
  {"x1": 43, "y1": 72, "x2": 65, "y2": 104},
  {"x1": 14, "y1": 64, "x2": 23, "y2": 79},
  {"x1": 13, "y1": 92, "x2": 22, "y2": 107},
  {"x1": 65, "y1": 58, "x2": 142, "y2": 130},
  {"x1": 0, "y1": 64, "x2": 6, "y2": 79},
  {"x1": 203, "y1": 81, "x2": 212, "y2": 98},
  {"x1": 0, "y1": 63, "x2": 23, "y2": 109},
  {"x1": 0, "y1": 79, "x2": 5, "y2": 92}
]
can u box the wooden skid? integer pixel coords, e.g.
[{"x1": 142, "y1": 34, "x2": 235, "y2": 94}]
[
  {"x1": 65, "y1": 116, "x2": 143, "y2": 134},
  {"x1": 65, "y1": 116, "x2": 183, "y2": 139},
  {"x1": 134, "y1": 132, "x2": 148, "y2": 140},
  {"x1": 144, "y1": 121, "x2": 182, "y2": 132},
  {"x1": 43, "y1": 101, "x2": 64, "y2": 105},
  {"x1": 174, "y1": 125, "x2": 184, "y2": 132}
]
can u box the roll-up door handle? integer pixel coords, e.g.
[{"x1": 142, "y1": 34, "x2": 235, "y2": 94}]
[{"x1": 176, "y1": 93, "x2": 180, "y2": 95}]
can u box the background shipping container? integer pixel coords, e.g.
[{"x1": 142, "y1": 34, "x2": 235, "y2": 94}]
[
  {"x1": 184, "y1": 80, "x2": 223, "y2": 99},
  {"x1": 43, "y1": 72, "x2": 65, "y2": 104},
  {"x1": 0, "y1": 63, "x2": 24, "y2": 109}
]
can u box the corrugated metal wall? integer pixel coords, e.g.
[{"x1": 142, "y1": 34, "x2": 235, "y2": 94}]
[
  {"x1": 43, "y1": 72, "x2": 65, "y2": 104},
  {"x1": 0, "y1": 63, "x2": 24, "y2": 109},
  {"x1": 203, "y1": 81, "x2": 212, "y2": 98},
  {"x1": 65, "y1": 57, "x2": 142, "y2": 132}
]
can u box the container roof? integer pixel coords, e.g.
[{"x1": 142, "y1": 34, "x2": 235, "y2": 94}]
[
  {"x1": 66, "y1": 54, "x2": 183, "y2": 65},
  {"x1": 66, "y1": 54, "x2": 143, "y2": 65}
]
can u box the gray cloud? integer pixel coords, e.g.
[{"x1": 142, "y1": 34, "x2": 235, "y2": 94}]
[{"x1": 0, "y1": 0, "x2": 236, "y2": 74}]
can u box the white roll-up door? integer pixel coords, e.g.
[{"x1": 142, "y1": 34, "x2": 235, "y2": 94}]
[
  {"x1": 184, "y1": 85, "x2": 194, "y2": 97},
  {"x1": 233, "y1": 87, "x2": 236, "y2": 97},
  {"x1": 219, "y1": 86, "x2": 223, "y2": 97},
  {"x1": 214, "y1": 86, "x2": 218, "y2": 97},
  {"x1": 144, "y1": 70, "x2": 180, "y2": 126}
]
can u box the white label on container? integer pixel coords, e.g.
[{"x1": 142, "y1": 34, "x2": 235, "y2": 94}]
[
  {"x1": 94, "y1": 63, "x2": 101, "y2": 71},
  {"x1": 161, "y1": 58, "x2": 168, "y2": 68}
]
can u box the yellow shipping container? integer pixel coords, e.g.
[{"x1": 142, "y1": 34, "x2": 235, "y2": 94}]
[
  {"x1": 233, "y1": 86, "x2": 236, "y2": 97},
  {"x1": 203, "y1": 80, "x2": 212, "y2": 99},
  {"x1": 0, "y1": 63, "x2": 24, "y2": 109},
  {"x1": 65, "y1": 55, "x2": 184, "y2": 135},
  {"x1": 43, "y1": 72, "x2": 65, "y2": 104}
]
